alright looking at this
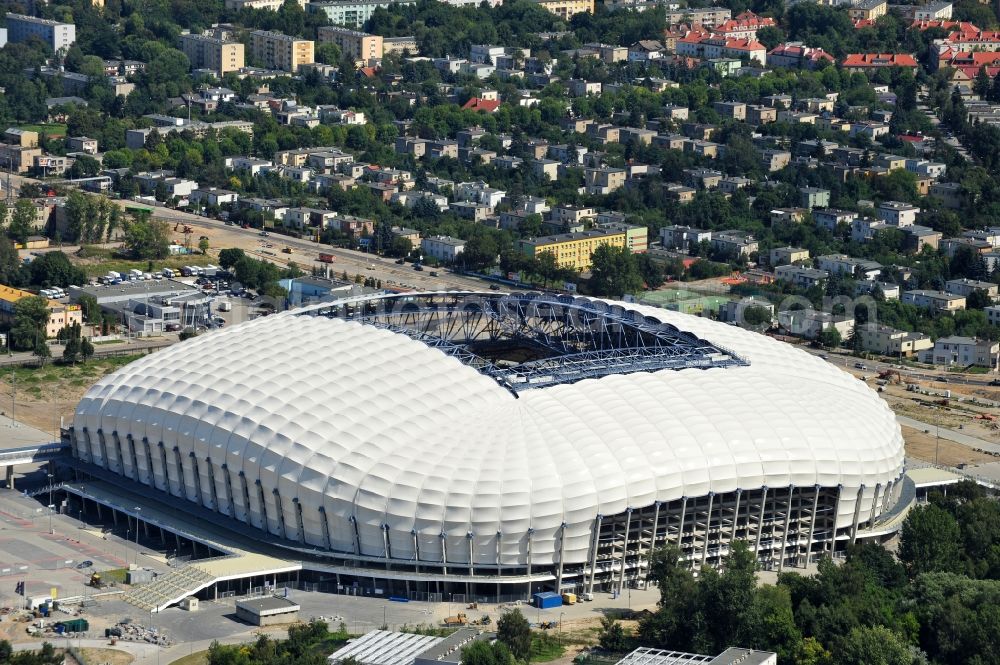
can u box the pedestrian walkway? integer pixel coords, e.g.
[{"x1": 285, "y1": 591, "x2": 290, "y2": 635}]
[
  {"x1": 897, "y1": 415, "x2": 1000, "y2": 454},
  {"x1": 62, "y1": 479, "x2": 301, "y2": 613}
]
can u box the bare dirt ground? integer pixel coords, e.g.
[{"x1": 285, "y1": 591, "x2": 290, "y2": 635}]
[
  {"x1": 77, "y1": 647, "x2": 135, "y2": 665},
  {"x1": 0, "y1": 356, "x2": 141, "y2": 434},
  {"x1": 902, "y1": 425, "x2": 999, "y2": 466}
]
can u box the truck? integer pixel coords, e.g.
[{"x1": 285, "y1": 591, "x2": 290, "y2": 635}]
[
  {"x1": 217, "y1": 301, "x2": 232, "y2": 312},
  {"x1": 318, "y1": 253, "x2": 336, "y2": 263},
  {"x1": 162, "y1": 268, "x2": 175, "y2": 278}
]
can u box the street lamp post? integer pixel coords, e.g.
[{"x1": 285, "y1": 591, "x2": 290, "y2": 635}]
[
  {"x1": 134, "y1": 507, "x2": 141, "y2": 567},
  {"x1": 47, "y1": 473, "x2": 54, "y2": 534}
]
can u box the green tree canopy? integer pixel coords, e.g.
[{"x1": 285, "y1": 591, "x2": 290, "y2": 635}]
[
  {"x1": 899, "y1": 503, "x2": 961, "y2": 577},
  {"x1": 123, "y1": 219, "x2": 171, "y2": 260},
  {"x1": 497, "y1": 609, "x2": 531, "y2": 663},
  {"x1": 587, "y1": 245, "x2": 642, "y2": 297}
]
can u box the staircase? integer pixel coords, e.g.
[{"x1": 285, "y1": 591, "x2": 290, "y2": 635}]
[{"x1": 121, "y1": 565, "x2": 216, "y2": 612}]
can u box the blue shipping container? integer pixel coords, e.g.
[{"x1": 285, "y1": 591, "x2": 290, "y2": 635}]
[{"x1": 533, "y1": 592, "x2": 562, "y2": 609}]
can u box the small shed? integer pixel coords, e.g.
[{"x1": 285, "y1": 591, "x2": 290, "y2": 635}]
[
  {"x1": 180, "y1": 596, "x2": 199, "y2": 611},
  {"x1": 235, "y1": 595, "x2": 300, "y2": 626}
]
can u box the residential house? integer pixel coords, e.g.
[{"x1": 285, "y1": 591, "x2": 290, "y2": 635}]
[
  {"x1": 902, "y1": 289, "x2": 967, "y2": 312},
  {"x1": 420, "y1": 235, "x2": 466, "y2": 262},
  {"x1": 921, "y1": 336, "x2": 999, "y2": 368},
  {"x1": 775, "y1": 265, "x2": 829, "y2": 288},
  {"x1": 856, "y1": 323, "x2": 933, "y2": 357}
]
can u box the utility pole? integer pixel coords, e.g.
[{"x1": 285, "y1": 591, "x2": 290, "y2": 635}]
[{"x1": 10, "y1": 367, "x2": 15, "y2": 428}]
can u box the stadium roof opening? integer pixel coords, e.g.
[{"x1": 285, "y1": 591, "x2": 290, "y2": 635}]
[{"x1": 299, "y1": 292, "x2": 749, "y2": 394}]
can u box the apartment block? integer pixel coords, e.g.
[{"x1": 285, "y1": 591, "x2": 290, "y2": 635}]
[
  {"x1": 180, "y1": 33, "x2": 245, "y2": 75},
  {"x1": 308, "y1": 0, "x2": 415, "y2": 28},
  {"x1": 4, "y1": 13, "x2": 75, "y2": 51},
  {"x1": 250, "y1": 30, "x2": 315, "y2": 72},
  {"x1": 317, "y1": 26, "x2": 383, "y2": 61},
  {"x1": 520, "y1": 229, "x2": 625, "y2": 271}
]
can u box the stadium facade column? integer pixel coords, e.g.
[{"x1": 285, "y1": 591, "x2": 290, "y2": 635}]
[
  {"x1": 850, "y1": 484, "x2": 865, "y2": 544},
  {"x1": 466, "y1": 531, "x2": 474, "y2": 578},
  {"x1": 869, "y1": 482, "x2": 883, "y2": 524},
  {"x1": 142, "y1": 437, "x2": 154, "y2": 485},
  {"x1": 173, "y1": 447, "x2": 186, "y2": 498},
  {"x1": 701, "y1": 493, "x2": 714, "y2": 567},
  {"x1": 126, "y1": 434, "x2": 139, "y2": 480},
  {"x1": 677, "y1": 497, "x2": 688, "y2": 556},
  {"x1": 730, "y1": 488, "x2": 743, "y2": 544},
  {"x1": 586, "y1": 514, "x2": 602, "y2": 596},
  {"x1": 111, "y1": 431, "x2": 124, "y2": 474},
  {"x1": 778, "y1": 485, "x2": 794, "y2": 572},
  {"x1": 96, "y1": 429, "x2": 109, "y2": 469},
  {"x1": 555, "y1": 523, "x2": 566, "y2": 591},
  {"x1": 882, "y1": 479, "x2": 894, "y2": 513},
  {"x1": 440, "y1": 531, "x2": 448, "y2": 576},
  {"x1": 618, "y1": 508, "x2": 632, "y2": 592},
  {"x1": 79, "y1": 427, "x2": 93, "y2": 462},
  {"x1": 412, "y1": 529, "x2": 421, "y2": 572},
  {"x1": 829, "y1": 484, "x2": 843, "y2": 555},
  {"x1": 222, "y1": 463, "x2": 236, "y2": 518},
  {"x1": 753, "y1": 486, "x2": 768, "y2": 557},
  {"x1": 804, "y1": 485, "x2": 820, "y2": 568},
  {"x1": 646, "y1": 501, "x2": 661, "y2": 572}
]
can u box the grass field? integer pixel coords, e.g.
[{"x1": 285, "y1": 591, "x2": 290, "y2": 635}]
[
  {"x1": 530, "y1": 634, "x2": 567, "y2": 662},
  {"x1": 75, "y1": 245, "x2": 215, "y2": 278},
  {"x1": 169, "y1": 649, "x2": 209, "y2": 665},
  {"x1": 2, "y1": 355, "x2": 142, "y2": 399},
  {"x1": 17, "y1": 123, "x2": 68, "y2": 137}
]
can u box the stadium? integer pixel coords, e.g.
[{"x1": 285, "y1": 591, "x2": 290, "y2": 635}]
[{"x1": 68, "y1": 291, "x2": 906, "y2": 600}]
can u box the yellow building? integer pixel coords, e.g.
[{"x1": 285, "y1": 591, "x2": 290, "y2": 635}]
[
  {"x1": 534, "y1": 0, "x2": 594, "y2": 20},
  {"x1": 847, "y1": 0, "x2": 887, "y2": 20},
  {"x1": 520, "y1": 229, "x2": 626, "y2": 271},
  {"x1": 250, "y1": 30, "x2": 315, "y2": 73},
  {"x1": 4, "y1": 128, "x2": 39, "y2": 148},
  {"x1": 317, "y1": 26, "x2": 383, "y2": 62},
  {"x1": 180, "y1": 34, "x2": 246, "y2": 75},
  {"x1": 0, "y1": 284, "x2": 83, "y2": 339}
]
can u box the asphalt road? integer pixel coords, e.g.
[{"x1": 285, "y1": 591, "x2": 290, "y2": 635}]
[
  {"x1": 799, "y1": 345, "x2": 999, "y2": 387},
  {"x1": 7, "y1": 170, "x2": 502, "y2": 294}
]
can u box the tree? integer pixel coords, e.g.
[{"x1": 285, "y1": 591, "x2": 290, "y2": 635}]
[
  {"x1": 77, "y1": 294, "x2": 100, "y2": 323},
  {"x1": 587, "y1": 245, "x2": 643, "y2": 297},
  {"x1": 837, "y1": 625, "x2": 926, "y2": 665},
  {"x1": 63, "y1": 336, "x2": 81, "y2": 364},
  {"x1": 818, "y1": 328, "x2": 842, "y2": 349},
  {"x1": 533, "y1": 251, "x2": 560, "y2": 288},
  {"x1": 899, "y1": 503, "x2": 960, "y2": 576},
  {"x1": 199, "y1": 237, "x2": 211, "y2": 255},
  {"x1": 33, "y1": 337, "x2": 51, "y2": 365},
  {"x1": 598, "y1": 617, "x2": 628, "y2": 653},
  {"x1": 10, "y1": 296, "x2": 51, "y2": 352},
  {"x1": 61, "y1": 322, "x2": 83, "y2": 363},
  {"x1": 123, "y1": 219, "x2": 171, "y2": 260},
  {"x1": 29, "y1": 252, "x2": 86, "y2": 288},
  {"x1": 218, "y1": 248, "x2": 246, "y2": 270},
  {"x1": 743, "y1": 305, "x2": 772, "y2": 327},
  {"x1": 8, "y1": 199, "x2": 37, "y2": 245},
  {"x1": 462, "y1": 640, "x2": 515, "y2": 665},
  {"x1": 80, "y1": 337, "x2": 95, "y2": 362},
  {"x1": 497, "y1": 609, "x2": 531, "y2": 663},
  {"x1": 462, "y1": 235, "x2": 500, "y2": 271}
]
